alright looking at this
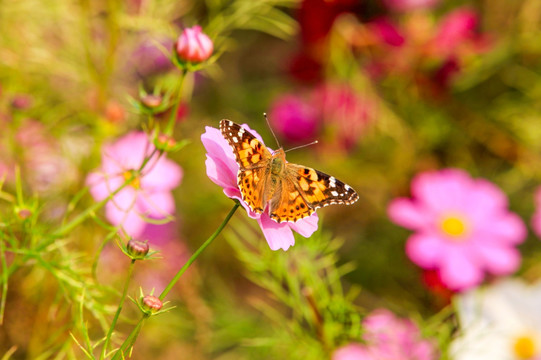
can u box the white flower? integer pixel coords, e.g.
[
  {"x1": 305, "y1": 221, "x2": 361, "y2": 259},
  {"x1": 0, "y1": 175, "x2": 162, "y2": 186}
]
[{"x1": 450, "y1": 278, "x2": 541, "y2": 360}]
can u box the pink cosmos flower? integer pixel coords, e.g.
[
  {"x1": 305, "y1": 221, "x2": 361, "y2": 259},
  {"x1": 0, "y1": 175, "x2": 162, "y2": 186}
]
[
  {"x1": 333, "y1": 309, "x2": 437, "y2": 360},
  {"x1": 388, "y1": 169, "x2": 526, "y2": 291},
  {"x1": 86, "y1": 132, "x2": 182, "y2": 237},
  {"x1": 201, "y1": 124, "x2": 318, "y2": 251},
  {"x1": 175, "y1": 26, "x2": 213, "y2": 63},
  {"x1": 269, "y1": 94, "x2": 320, "y2": 145}
]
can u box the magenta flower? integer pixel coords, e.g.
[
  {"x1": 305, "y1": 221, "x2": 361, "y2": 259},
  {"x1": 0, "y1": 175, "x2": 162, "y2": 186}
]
[
  {"x1": 333, "y1": 309, "x2": 437, "y2": 360},
  {"x1": 201, "y1": 124, "x2": 318, "y2": 251},
  {"x1": 86, "y1": 132, "x2": 182, "y2": 237},
  {"x1": 388, "y1": 169, "x2": 526, "y2": 291},
  {"x1": 431, "y1": 8, "x2": 479, "y2": 58},
  {"x1": 312, "y1": 83, "x2": 375, "y2": 151},
  {"x1": 269, "y1": 94, "x2": 320, "y2": 145},
  {"x1": 175, "y1": 25, "x2": 213, "y2": 63}
]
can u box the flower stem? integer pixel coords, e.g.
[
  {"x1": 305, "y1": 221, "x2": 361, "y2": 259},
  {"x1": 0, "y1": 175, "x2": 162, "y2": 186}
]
[
  {"x1": 160, "y1": 202, "x2": 240, "y2": 300},
  {"x1": 111, "y1": 202, "x2": 240, "y2": 359},
  {"x1": 165, "y1": 69, "x2": 187, "y2": 135},
  {"x1": 101, "y1": 259, "x2": 136, "y2": 360}
]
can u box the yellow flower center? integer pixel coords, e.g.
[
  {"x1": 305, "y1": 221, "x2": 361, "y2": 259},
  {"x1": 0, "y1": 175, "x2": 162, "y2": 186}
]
[
  {"x1": 440, "y1": 216, "x2": 467, "y2": 237},
  {"x1": 514, "y1": 335, "x2": 536, "y2": 359},
  {"x1": 123, "y1": 170, "x2": 140, "y2": 189}
]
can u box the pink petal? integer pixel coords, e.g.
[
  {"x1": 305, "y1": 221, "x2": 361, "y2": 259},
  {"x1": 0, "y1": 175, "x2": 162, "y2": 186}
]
[
  {"x1": 103, "y1": 132, "x2": 150, "y2": 173},
  {"x1": 463, "y1": 179, "x2": 507, "y2": 222},
  {"x1": 332, "y1": 344, "x2": 371, "y2": 360},
  {"x1": 86, "y1": 171, "x2": 124, "y2": 202},
  {"x1": 388, "y1": 198, "x2": 432, "y2": 230},
  {"x1": 438, "y1": 247, "x2": 483, "y2": 290},
  {"x1": 140, "y1": 157, "x2": 182, "y2": 190},
  {"x1": 205, "y1": 156, "x2": 238, "y2": 190},
  {"x1": 474, "y1": 212, "x2": 527, "y2": 245},
  {"x1": 257, "y1": 214, "x2": 295, "y2": 251},
  {"x1": 405, "y1": 233, "x2": 445, "y2": 268},
  {"x1": 412, "y1": 169, "x2": 473, "y2": 213},
  {"x1": 289, "y1": 213, "x2": 319, "y2": 238},
  {"x1": 474, "y1": 244, "x2": 521, "y2": 275},
  {"x1": 136, "y1": 191, "x2": 176, "y2": 218},
  {"x1": 105, "y1": 200, "x2": 147, "y2": 237}
]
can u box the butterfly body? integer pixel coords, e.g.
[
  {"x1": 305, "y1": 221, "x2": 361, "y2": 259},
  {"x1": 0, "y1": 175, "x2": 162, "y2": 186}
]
[{"x1": 220, "y1": 120, "x2": 358, "y2": 223}]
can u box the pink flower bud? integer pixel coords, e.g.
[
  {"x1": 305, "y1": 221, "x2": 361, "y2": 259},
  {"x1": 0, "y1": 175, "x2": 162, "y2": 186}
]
[
  {"x1": 126, "y1": 239, "x2": 149, "y2": 259},
  {"x1": 175, "y1": 26, "x2": 213, "y2": 63},
  {"x1": 142, "y1": 295, "x2": 163, "y2": 313}
]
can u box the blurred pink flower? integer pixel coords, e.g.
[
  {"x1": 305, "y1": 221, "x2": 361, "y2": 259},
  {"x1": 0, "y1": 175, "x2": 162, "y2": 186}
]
[
  {"x1": 201, "y1": 124, "x2": 318, "y2": 251},
  {"x1": 388, "y1": 169, "x2": 526, "y2": 291},
  {"x1": 430, "y1": 8, "x2": 478, "y2": 58},
  {"x1": 131, "y1": 37, "x2": 174, "y2": 77},
  {"x1": 86, "y1": 132, "x2": 182, "y2": 237},
  {"x1": 333, "y1": 344, "x2": 371, "y2": 360},
  {"x1": 383, "y1": 0, "x2": 440, "y2": 12},
  {"x1": 333, "y1": 309, "x2": 437, "y2": 360},
  {"x1": 313, "y1": 83, "x2": 375, "y2": 151},
  {"x1": 175, "y1": 26, "x2": 213, "y2": 63},
  {"x1": 362, "y1": 309, "x2": 437, "y2": 360},
  {"x1": 531, "y1": 187, "x2": 541, "y2": 238},
  {"x1": 360, "y1": 7, "x2": 489, "y2": 93},
  {"x1": 269, "y1": 94, "x2": 320, "y2": 145}
]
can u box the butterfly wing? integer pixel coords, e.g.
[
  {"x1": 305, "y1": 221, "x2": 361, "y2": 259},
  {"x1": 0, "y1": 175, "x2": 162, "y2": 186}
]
[
  {"x1": 220, "y1": 120, "x2": 272, "y2": 214},
  {"x1": 219, "y1": 120, "x2": 272, "y2": 170},
  {"x1": 288, "y1": 163, "x2": 359, "y2": 209},
  {"x1": 268, "y1": 176, "x2": 315, "y2": 223}
]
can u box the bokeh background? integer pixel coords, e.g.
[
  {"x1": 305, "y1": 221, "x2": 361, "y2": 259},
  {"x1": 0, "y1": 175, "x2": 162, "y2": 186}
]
[{"x1": 2, "y1": 0, "x2": 541, "y2": 359}]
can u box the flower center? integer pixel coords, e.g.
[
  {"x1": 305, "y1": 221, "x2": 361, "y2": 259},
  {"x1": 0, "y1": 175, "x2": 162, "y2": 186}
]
[
  {"x1": 514, "y1": 335, "x2": 537, "y2": 359},
  {"x1": 123, "y1": 170, "x2": 140, "y2": 189},
  {"x1": 440, "y1": 216, "x2": 467, "y2": 237}
]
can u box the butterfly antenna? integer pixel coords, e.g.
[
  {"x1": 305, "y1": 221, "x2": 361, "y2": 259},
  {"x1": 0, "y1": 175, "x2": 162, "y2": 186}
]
[
  {"x1": 264, "y1": 112, "x2": 281, "y2": 149},
  {"x1": 284, "y1": 140, "x2": 319, "y2": 153}
]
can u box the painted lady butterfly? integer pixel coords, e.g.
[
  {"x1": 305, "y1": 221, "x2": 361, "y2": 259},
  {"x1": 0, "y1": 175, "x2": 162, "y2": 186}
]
[{"x1": 220, "y1": 120, "x2": 359, "y2": 223}]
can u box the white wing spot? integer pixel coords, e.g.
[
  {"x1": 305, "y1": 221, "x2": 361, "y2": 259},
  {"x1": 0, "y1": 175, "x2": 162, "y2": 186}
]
[
  {"x1": 345, "y1": 184, "x2": 351, "y2": 190},
  {"x1": 228, "y1": 120, "x2": 233, "y2": 126},
  {"x1": 331, "y1": 191, "x2": 339, "y2": 197},
  {"x1": 329, "y1": 177, "x2": 336, "y2": 188},
  {"x1": 238, "y1": 128, "x2": 245, "y2": 135},
  {"x1": 233, "y1": 137, "x2": 239, "y2": 143}
]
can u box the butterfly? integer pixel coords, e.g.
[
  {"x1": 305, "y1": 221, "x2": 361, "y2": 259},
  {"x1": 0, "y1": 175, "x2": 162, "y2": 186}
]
[{"x1": 219, "y1": 120, "x2": 359, "y2": 223}]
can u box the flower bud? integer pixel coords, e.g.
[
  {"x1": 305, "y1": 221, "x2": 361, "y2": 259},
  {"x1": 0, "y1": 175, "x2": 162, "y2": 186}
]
[
  {"x1": 175, "y1": 26, "x2": 213, "y2": 64},
  {"x1": 141, "y1": 94, "x2": 162, "y2": 109},
  {"x1": 155, "y1": 134, "x2": 176, "y2": 152},
  {"x1": 16, "y1": 208, "x2": 32, "y2": 219},
  {"x1": 142, "y1": 295, "x2": 163, "y2": 313},
  {"x1": 127, "y1": 239, "x2": 149, "y2": 259}
]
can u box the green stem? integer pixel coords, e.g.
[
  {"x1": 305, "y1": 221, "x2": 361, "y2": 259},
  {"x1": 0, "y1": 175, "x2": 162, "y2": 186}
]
[
  {"x1": 165, "y1": 69, "x2": 187, "y2": 135},
  {"x1": 101, "y1": 259, "x2": 135, "y2": 360},
  {"x1": 52, "y1": 178, "x2": 131, "y2": 239},
  {"x1": 160, "y1": 202, "x2": 240, "y2": 300},
  {"x1": 111, "y1": 202, "x2": 240, "y2": 359}
]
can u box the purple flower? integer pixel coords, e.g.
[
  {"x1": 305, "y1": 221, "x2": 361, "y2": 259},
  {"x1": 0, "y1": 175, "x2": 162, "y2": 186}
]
[
  {"x1": 388, "y1": 169, "x2": 526, "y2": 291},
  {"x1": 86, "y1": 132, "x2": 182, "y2": 237},
  {"x1": 201, "y1": 124, "x2": 318, "y2": 251}
]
